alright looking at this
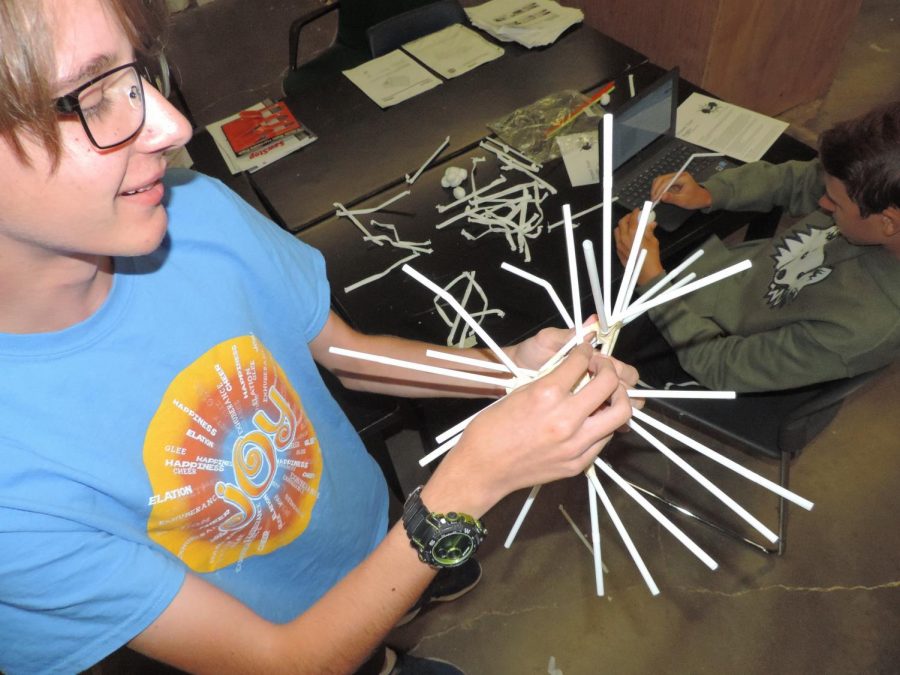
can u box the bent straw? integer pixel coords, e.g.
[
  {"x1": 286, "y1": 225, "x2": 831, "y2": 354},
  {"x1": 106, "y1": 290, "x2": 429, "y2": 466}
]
[
  {"x1": 437, "y1": 176, "x2": 507, "y2": 213},
  {"x1": 587, "y1": 469, "x2": 660, "y2": 595},
  {"x1": 595, "y1": 458, "x2": 719, "y2": 570},
  {"x1": 546, "y1": 197, "x2": 618, "y2": 231},
  {"x1": 344, "y1": 252, "x2": 419, "y2": 293},
  {"x1": 629, "y1": 419, "x2": 779, "y2": 543},
  {"x1": 403, "y1": 265, "x2": 523, "y2": 377},
  {"x1": 650, "y1": 152, "x2": 724, "y2": 209},
  {"x1": 631, "y1": 408, "x2": 814, "y2": 510},
  {"x1": 335, "y1": 189, "x2": 411, "y2": 216},
  {"x1": 501, "y1": 262, "x2": 575, "y2": 329}
]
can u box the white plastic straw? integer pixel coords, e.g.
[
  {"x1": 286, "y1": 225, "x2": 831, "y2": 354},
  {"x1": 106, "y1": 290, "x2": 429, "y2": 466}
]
[
  {"x1": 582, "y1": 240, "x2": 610, "y2": 333},
  {"x1": 406, "y1": 136, "x2": 449, "y2": 184},
  {"x1": 403, "y1": 265, "x2": 523, "y2": 377},
  {"x1": 616, "y1": 260, "x2": 752, "y2": 324},
  {"x1": 505, "y1": 485, "x2": 542, "y2": 548},
  {"x1": 633, "y1": 249, "x2": 705, "y2": 308},
  {"x1": 622, "y1": 273, "x2": 696, "y2": 326},
  {"x1": 629, "y1": 419, "x2": 779, "y2": 543},
  {"x1": 546, "y1": 197, "x2": 618, "y2": 231},
  {"x1": 621, "y1": 248, "x2": 647, "y2": 313},
  {"x1": 426, "y1": 349, "x2": 522, "y2": 374},
  {"x1": 335, "y1": 189, "x2": 410, "y2": 216},
  {"x1": 650, "y1": 153, "x2": 724, "y2": 209},
  {"x1": 587, "y1": 470, "x2": 604, "y2": 596},
  {"x1": 614, "y1": 200, "x2": 653, "y2": 318},
  {"x1": 328, "y1": 346, "x2": 514, "y2": 388},
  {"x1": 628, "y1": 389, "x2": 736, "y2": 399},
  {"x1": 602, "y1": 114, "x2": 614, "y2": 322},
  {"x1": 595, "y1": 459, "x2": 719, "y2": 570},
  {"x1": 586, "y1": 469, "x2": 660, "y2": 595},
  {"x1": 562, "y1": 204, "x2": 583, "y2": 342},
  {"x1": 631, "y1": 408, "x2": 814, "y2": 510},
  {"x1": 501, "y1": 262, "x2": 574, "y2": 329}
]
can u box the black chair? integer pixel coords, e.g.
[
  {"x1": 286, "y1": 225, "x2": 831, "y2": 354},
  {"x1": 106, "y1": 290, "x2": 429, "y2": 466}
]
[
  {"x1": 283, "y1": 0, "x2": 464, "y2": 98},
  {"x1": 367, "y1": 0, "x2": 468, "y2": 57},
  {"x1": 619, "y1": 317, "x2": 886, "y2": 555}
]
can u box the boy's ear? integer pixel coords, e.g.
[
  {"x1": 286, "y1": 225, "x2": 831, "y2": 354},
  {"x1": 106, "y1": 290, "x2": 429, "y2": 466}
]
[{"x1": 882, "y1": 207, "x2": 900, "y2": 236}]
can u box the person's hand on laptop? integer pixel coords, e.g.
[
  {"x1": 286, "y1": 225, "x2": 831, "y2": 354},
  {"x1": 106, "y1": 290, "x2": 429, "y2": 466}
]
[
  {"x1": 650, "y1": 171, "x2": 713, "y2": 210},
  {"x1": 615, "y1": 208, "x2": 664, "y2": 286}
]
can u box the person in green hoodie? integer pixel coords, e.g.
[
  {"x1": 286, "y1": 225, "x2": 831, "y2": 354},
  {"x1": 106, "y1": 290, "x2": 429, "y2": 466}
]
[{"x1": 614, "y1": 102, "x2": 900, "y2": 392}]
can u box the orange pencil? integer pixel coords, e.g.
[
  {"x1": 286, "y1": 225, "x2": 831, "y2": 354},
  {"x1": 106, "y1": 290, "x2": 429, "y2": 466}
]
[{"x1": 544, "y1": 81, "x2": 616, "y2": 139}]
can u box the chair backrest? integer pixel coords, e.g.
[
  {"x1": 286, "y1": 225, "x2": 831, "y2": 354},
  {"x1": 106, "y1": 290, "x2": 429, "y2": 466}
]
[
  {"x1": 366, "y1": 0, "x2": 468, "y2": 57},
  {"x1": 336, "y1": 0, "x2": 443, "y2": 52}
]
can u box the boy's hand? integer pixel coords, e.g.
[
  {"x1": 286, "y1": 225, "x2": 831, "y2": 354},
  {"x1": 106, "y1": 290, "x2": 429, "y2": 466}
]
[
  {"x1": 614, "y1": 208, "x2": 664, "y2": 286},
  {"x1": 424, "y1": 344, "x2": 634, "y2": 517},
  {"x1": 650, "y1": 171, "x2": 712, "y2": 209}
]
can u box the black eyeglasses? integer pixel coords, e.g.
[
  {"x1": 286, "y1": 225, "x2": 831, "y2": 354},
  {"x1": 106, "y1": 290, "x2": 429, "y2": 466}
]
[{"x1": 53, "y1": 55, "x2": 171, "y2": 150}]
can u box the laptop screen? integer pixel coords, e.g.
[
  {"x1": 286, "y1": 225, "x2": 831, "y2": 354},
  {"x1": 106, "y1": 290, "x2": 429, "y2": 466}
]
[{"x1": 609, "y1": 69, "x2": 679, "y2": 170}]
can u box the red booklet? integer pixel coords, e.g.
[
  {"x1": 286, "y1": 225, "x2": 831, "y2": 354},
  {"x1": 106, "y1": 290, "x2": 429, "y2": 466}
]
[{"x1": 221, "y1": 101, "x2": 303, "y2": 156}]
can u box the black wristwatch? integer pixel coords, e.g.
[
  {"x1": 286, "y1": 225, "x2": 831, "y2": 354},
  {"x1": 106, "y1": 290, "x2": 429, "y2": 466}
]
[{"x1": 402, "y1": 486, "x2": 486, "y2": 569}]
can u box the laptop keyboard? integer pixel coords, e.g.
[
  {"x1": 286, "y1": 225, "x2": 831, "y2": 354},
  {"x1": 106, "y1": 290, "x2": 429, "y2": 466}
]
[{"x1": 616, "y1": 143, "x2": 721, "y2": 208}]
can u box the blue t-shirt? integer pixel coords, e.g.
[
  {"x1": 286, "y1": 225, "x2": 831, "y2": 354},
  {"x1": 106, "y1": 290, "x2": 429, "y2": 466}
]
[{"x1": 0, "y1": 170, "x2": 389, "y2": 674}]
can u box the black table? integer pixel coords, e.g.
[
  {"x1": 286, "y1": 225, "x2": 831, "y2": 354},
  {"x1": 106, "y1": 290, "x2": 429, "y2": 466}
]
[
  {"x1": 294, "y1": 60, "x2": 817, "y2": 445},
  {"x1": 297, "y1": 61, "x2": 816, "y2": 346},
  {"x1": 252, "y1": 25, "x2": 647, "y2": 232}
]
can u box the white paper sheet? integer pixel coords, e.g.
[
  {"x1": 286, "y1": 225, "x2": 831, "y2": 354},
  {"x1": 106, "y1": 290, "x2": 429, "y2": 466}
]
[
  {"x1": 343, "y1": 50, "x2": 442, "y2": 108},
  {"x1": 403, "y1": 24, "x2": 504, "y2": 79},
  {"x1": 676, "y1": 93, "x2": 789, "y2": 163},
  {"x1": 556, "y1": 130, "x2": 599, "y2": 187}
]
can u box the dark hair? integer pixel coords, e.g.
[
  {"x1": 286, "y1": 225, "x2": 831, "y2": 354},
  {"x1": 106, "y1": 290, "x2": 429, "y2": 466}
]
[
  {"x1": 819, "y1": 101, "x2": 900, "y2": 217},
  {"x1": 0, "y1": 0, "x2": 169, "y2": 165}
]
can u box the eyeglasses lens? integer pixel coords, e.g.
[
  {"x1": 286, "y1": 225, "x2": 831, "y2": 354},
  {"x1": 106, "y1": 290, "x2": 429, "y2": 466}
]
[{"x1": 79, "y1": 66, "x2": 145, "y2": 148}]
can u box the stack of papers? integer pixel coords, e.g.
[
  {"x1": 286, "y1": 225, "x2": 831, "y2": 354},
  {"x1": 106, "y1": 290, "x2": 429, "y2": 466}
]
[
  {"x1": 403, "y1": 24, "x2": 504, "y2": 79},
  {"x1": 466, "y1": 0, "x2": 583, "y2": 48}
]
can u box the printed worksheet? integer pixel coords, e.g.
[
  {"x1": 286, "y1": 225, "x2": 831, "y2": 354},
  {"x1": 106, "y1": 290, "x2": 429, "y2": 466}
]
[
  {"x1": 677, "y1": 93, "x2": 789, "y2": 163},
  {"x1": 403, "y1": 24, "x2": 504, "y2": 79},
  {"x1": 344, "y1": 50, "x2": 442, "y2": 108}
]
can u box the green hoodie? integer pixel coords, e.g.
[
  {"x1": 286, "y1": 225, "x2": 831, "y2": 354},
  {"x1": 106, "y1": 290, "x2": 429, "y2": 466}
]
[{"x1": 642, "y1": 159, "x2": 900, "y2": 392}]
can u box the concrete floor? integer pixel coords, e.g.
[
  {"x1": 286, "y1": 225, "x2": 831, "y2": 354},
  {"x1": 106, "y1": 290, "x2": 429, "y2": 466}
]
[{"x1": 166, "y1": 1, "x2": 900, "y2": 673}]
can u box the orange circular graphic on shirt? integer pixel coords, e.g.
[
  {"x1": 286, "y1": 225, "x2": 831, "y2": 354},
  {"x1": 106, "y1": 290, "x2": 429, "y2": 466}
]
[{"x1": 144, "y1": 335, "x2": 322, "y2": 572}]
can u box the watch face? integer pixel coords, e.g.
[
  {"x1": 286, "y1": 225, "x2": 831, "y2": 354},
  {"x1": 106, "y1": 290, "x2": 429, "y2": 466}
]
[{"x1": 432, "y1": 531, "x2": 476, "y2": 566}]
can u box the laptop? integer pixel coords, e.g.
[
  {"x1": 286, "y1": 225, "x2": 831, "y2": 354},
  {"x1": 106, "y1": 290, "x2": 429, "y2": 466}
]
[{"x1": 601, "y1": 67, "x2": 739, "y2": 232}]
